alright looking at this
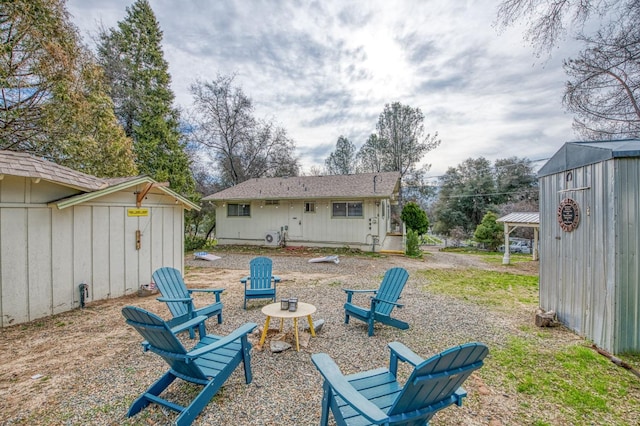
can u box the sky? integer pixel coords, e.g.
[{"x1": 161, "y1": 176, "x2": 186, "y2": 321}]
[{"x1": 66, "y1": 0, "x2": 583, "y2": 178}]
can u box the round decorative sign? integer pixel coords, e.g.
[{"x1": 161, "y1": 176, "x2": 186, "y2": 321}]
[{"x1": 557, "y1": 198, "x2": 580, "y2": 232}]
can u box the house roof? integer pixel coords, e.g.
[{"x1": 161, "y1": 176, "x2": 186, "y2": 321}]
[
  {"x1": 0, "y1": 150, "x2": 107, "y2": 191},
  {"x1": 0, "y1": 150, "x2": 199, "y2": 211},
  {"x1": 538, "y1": 139, "x2": 640, "y2": 177},
  {"x1": 497, "y1": 212, "x2": 539, "y2": 225},
  {"x1": 202, "y1": 172, "x2": 401, "y2": 201}
]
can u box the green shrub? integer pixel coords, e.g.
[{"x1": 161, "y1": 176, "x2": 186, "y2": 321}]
[
  {"x1": 184, "y1": 235, "x2": 206, "y2": 251},
  {"x1": 405, "y1": 229, "x2": 422, "y2": 257},
  {"x1": 401, "y1": 202, "x2": 429, "y2": 235}
]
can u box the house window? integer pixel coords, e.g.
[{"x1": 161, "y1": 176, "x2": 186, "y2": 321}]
[
  {"x1": 304, "y1": 202, "x2": 316, "y2": 213},
  {"x1": 227, "y1": 203, "x2": 250, "y2": 217},
  {"x1": 332, "y1": 201, "x2": 363, "y2": 218}
]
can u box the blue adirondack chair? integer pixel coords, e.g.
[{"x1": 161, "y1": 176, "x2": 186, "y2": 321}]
[
  {"x1": 311, "y1": 341, "x2": 489, "y2": 426},
  {"x1": 153, "y1": 267, "x2": 224, "y2": 339},
  {"x1": 122, "y1": 306, "x2": 256, "y2": 426},
  {"x1": 343, "y1": 267, "x2": 409, "y2": 336},
  {"x1": 240, "y1": 257, "x2": 280, "y2": 309}
]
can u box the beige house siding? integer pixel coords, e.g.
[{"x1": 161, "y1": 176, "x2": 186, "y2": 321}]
[{"x1": 215, "y1": 197, "x2": 392, "y2": 250}]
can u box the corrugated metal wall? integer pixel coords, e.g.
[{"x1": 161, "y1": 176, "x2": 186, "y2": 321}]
[
  {"x1": 614, "y1": 159, "x2": 640, "y2": 352},
  {"x1": 540, "y1": 158, "x2": 640, "y2": 353}
]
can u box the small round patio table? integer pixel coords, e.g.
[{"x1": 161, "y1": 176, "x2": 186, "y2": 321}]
[{"x1": 259, "y1": 302, "x2": 316, "y2": 351}]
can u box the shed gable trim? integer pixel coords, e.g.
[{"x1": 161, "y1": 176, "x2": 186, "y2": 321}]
[{"x1": 49, "y1": 176, "x2": 200, "y2": 211}]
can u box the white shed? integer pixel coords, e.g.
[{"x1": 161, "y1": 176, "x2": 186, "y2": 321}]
[
  {"x1": 538, "y1": 139, "x2": 640, "y2": 354},
  {"x1": 0, "y1": 150, "x2": 199, "y2": 327}
]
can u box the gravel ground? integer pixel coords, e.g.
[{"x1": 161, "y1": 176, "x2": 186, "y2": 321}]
[{"x1": 0, "y1": 249, "x2": 545, "y2": 425}]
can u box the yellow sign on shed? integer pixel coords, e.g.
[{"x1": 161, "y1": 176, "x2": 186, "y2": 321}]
[{"x1": 127, "y1": 208, "x2": 149, "y2": 217}]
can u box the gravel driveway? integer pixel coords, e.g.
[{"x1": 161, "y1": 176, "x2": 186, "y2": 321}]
[{"x1": 1, "y1": 249, "x2": 539, "y2": 425}]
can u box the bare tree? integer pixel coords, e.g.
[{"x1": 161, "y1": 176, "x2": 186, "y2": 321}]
[
  {"x1": 189, "y1": 75, "x2": 299, "y2": 186},
  {"x1": 496, "y1": 0, "x2": 624, "y2": 54},
  {"x1": 301, "y1": 165, "x2": 324, "y2": 176},
  {"x1": 564, "y1": 24, "x2": 640, "y2": 138},
  {"x1": 497, "y1": 0, "x2": 640, "y2": 139}
]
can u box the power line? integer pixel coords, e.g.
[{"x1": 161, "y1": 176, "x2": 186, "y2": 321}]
[
  {"x1": 402, "y1": 186, "x2": 537, "y2": 200},
  {"x1": 422, "y1": 157, "x2": 550, "y2": 181}
]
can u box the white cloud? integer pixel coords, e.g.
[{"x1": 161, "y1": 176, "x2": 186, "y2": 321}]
[{"x1": 67, "y1": 0, "x2": 579, "y2": 176}]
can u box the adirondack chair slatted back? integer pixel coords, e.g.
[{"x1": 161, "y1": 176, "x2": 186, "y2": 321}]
[
  {"x1": 375, "y1": 267, "x2": 409, "y2": 316},
  {"x1": 122, "y1": 306, "x2": 208, "y2": 381},
  {"x1": 388, "y1": 342, "x2": 489, "y2": 419},
  {"x1": 249, "y1": 257, "x2": 274, "y2": 290},
  {"x1": 152, "y1": 267, "x2": 191, "y2": 318}
]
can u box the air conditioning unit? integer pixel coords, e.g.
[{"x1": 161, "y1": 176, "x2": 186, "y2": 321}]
[{"x1": 264, "y1": 231, "x2": 281, "y2": 246}]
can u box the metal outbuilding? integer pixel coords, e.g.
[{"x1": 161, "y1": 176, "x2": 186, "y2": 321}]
[
  {"x1": 538, "y1": 139, "x2": 640, "y2": 354},
  {"x1": 0, "y1": 150, "x2": 199, "y2": 327}
]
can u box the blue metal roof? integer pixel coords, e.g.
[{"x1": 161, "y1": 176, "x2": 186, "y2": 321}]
[{"x1": 538, "y1": 139, "x2": 640, "y2": 177}]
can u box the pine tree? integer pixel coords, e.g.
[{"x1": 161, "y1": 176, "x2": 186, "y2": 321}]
[{"x1": 97, "y1": 0, "x2": 195, "y2": 195}]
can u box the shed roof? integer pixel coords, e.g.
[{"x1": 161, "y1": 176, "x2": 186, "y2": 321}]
[
  {"x1": 497, "y1": 212, "x2": 539, "y2": 225},
  {"x1": 0, "y1": 150, "x2": 106, "y2": 191},
  {"x1": 0, "y1": 150, "x2": 199, "y2": 211},
  {"x1": 202, "y1": 172, "x2": 401, "y2": 201},
  {"x1": 538, "y1": 139, "x2": 640, "y2": 177}
]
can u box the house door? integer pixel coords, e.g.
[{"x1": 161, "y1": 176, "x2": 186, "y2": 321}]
[{"x1": 288, "y1": 204, "x2": 303, "y2": 239}]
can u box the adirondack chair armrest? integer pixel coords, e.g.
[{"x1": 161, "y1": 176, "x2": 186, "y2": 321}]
[
  {"x1": 388, "y1": 341, "x2": 424, "y2": 373},
  {"x1": 343, "y1": 288, "x2": 377, "y2": 294},
  {"x1": 370, "y1": 296, "x2": 404, "y2": 308},
  {"x1": 311, "y1": 353, "x2": 388, "y2": 424},
  {"x1": 187, "y1": 322, "x2": 257, "y2": 358},
  {"x1": 343, "y1": 288, "x2": 377, "y2": 303},
  {"x1": 188, "y1": 288, "x2": 224, "y2": 294},
  {"x1": 188, "y1": 288, "x2": 225, "y2": 302},
  {"x1": 170, "y1": 315, "x2": 208, "y2": 335},
  {"x1": 272, "y1": 275, "x2": 281, "y2": 283}
]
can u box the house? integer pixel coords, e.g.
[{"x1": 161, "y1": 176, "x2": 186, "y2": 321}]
[
  {"x1": 538, "y1": 139, "x2": 640, "y2": 354},
  {"x1": 0, "y1": 150, "x2": 199, "y2": 327},
  {"x1": 202, "y1": 172, "x2": 402, "y2": 252}
]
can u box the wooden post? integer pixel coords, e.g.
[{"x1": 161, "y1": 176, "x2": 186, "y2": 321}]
[{"x1": 502, "y1": 222, "x2": 511, "y2": 265}]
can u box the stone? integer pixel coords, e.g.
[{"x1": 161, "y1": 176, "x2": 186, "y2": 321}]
[
  {"x1": 304, "y1": 319, "x2": 325, "y2": 333},
  {"x1": 270, "y1": 340, "x2": 291, "y2": 353}
]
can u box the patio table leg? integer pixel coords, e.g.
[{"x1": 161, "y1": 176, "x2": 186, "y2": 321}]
[
  {"x1": 293, "y1": 317, "x2": 299, "y2": 351},
  {"x1": 306, "y1": 315, "x2": 316, "y2": 337},
  {"x1": 259, "y1": 316, "x2": 271, "y2": 346}
]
